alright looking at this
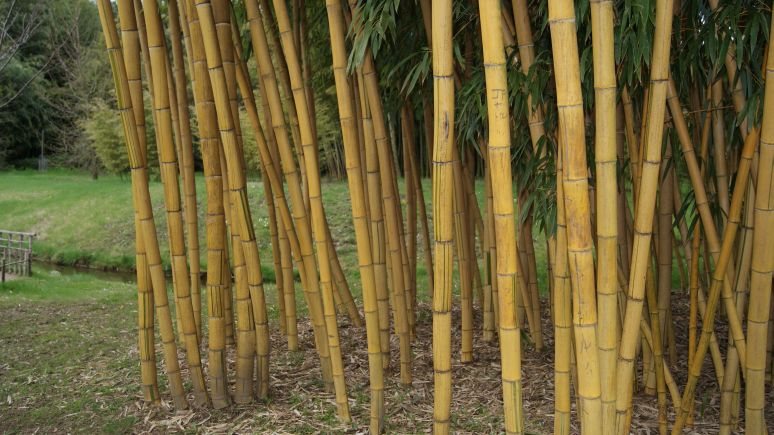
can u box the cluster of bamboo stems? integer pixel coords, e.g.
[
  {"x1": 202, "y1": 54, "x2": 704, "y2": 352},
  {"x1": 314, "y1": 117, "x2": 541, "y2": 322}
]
[{"x1": 96, "y1": 0, "x2": 773, "y2": 433}]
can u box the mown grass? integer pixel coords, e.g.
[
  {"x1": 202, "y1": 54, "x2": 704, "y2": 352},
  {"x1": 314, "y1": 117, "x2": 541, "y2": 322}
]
[
  {"x1": 0, "y1": 271, "x2": 140, "y2": 434},
  {"x1": 0, "y1": 169, "x2": 551, "y2": 302}
]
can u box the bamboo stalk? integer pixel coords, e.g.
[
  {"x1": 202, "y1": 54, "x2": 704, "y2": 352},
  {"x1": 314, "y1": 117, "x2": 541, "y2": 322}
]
[
  {"x1": 96, "y1": 0, "x2": 188, "y2": 409},
  {"x1": 244, "y1": 0, "x2": 334, "y2": 389},
  {"x1": 672, "y1": 125, "x2": 761, "y2": 433},
  {"x1": 666, "y1": 79, "x2": 748, "y2": 368},
  {"x1": 548, "y1": 0, "x2": 603, "y2": 431},
  {"x1": 590, "y1": 0, "x2": 618, "y2": 429},
  {"x1": 167, "y1": 0, "x2": 202, "y2": 340},
  {"x1": 270, "y1": 0, "x2": 351, "y2": 417},
  {"x1": 355, "y1": 62, "x2": 392, "y2": 368},
  {"x1": 141, "y1": 0, "x2": 209, "y2": 406},
  {"x1": 431, "y1": 0, "x2": 455, "y2": 430},
  {"x1": 745, "y1": 17, "x2": 774, "y2": 431},
  {"x1": 115, "y1": 0, "x2": 159, "y2": 404},
  {"x1": 614, "y1": 0, "x2": 674, "y2": 431},
  {"x1": 325, "y1": 1, "x2": 384, "y2": 428},
  {"x1": 355, "y1": 20, "x2": 413, "y2": 383},
  {"x1": 480, "y1": 0, "x2": 524, "y2": 432},
  {"x1": 553, "y1": 135, "x2": 572, "y2": 435}
]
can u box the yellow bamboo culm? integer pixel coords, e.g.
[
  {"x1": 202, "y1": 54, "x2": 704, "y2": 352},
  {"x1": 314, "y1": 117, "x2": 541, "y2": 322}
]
[
  {"x1": 115, "y1": 0, "x2": 159, "y2": 404},
  {"x1": 479, "y1": 0, "x2": 524, "y2": 432},
  {"x1": 745, "y1": 12, "x2": 774, "y2": 431},
  {"x1": 167, "y1": 0, "x2": 202, "y2": 340},
  {"x1": 548, "y1": 0, "x2": 603, "y2": 432},
  {"x1": 553, "y1": 136, "x2": 572, "y2": 435},
  {"x1": 244, "y1": 0, "x2": 335, "y2": 391},
  {"x1": 324, "y1": 1, "x2": 384, "y2": 429},
  {"x1": 141, "y1": 0, "x2": 210, "y2": 407},
  {"x1": 614, "y1": 0, "x2": 674, "y2": 432},
  {"x1": 589, "y1": 0, "x2": 618, "y2": 431},
  {"x1": 431, "y1": 0, "x2": 455, "y2": 432},
  {"x1": 182, "y1": 0, "x2": 231, "y2": 408},
  {"x1": 270, "y1": 0, "x2": 351, "y2": 419},
  {"x1": 95, "y1": 0, "x2": 188, "y2": 409}
]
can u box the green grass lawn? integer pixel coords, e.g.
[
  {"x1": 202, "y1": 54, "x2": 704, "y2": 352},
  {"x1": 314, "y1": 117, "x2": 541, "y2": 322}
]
[
  {"x1": 0, "y1": 169, "x2": 551, "y2": 302},
  {"x1": 0, "y1": 271, "x2": 141, "y2": 433}
]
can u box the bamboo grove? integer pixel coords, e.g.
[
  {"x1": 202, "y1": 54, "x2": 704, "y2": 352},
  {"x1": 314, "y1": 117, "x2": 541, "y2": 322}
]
[{"x1": 95, "y1": 0, "x2": 774, "y2": 432}]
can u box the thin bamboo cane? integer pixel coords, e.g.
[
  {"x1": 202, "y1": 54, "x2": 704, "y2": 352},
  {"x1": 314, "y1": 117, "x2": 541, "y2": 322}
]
[
  {"x1": 479, "y1": 0, "x2": 524, "y2": 432},
  {"x1": 270, "y1": 0, "x2": 350, "y2": 417},
  {"x1": 214, "y1": 0, "x2": 248, "y2": 354},
  {"x1": 482, "y1": 146, "x2": 496, "y2": 342},
  {"x1": 140, "y1": 0, "x2": 209, "y2": 406},
  {"x1": 233, "y1": 55, "x2": 307, "y2": 356},
  {"x1": 401, "y1": 106, "x2": 417, "y2": 314},
  {"x1": 96, "y1": 0, "x2": 188, "y2": 409},
  {"x1": 657, "y1": 145, "x2": 674, "y2": 366},
  {"x1": 115, "y1": 0, "x2": 159, "y2": 404},
  {"x1": 553, "y1": 136, "x2": 572, "y2": 435},
  {"x1": 404, "y1": 106, "x2": 434, "y2": 303},
  {"x1": 196, "y1": 0, "x2": 273, "y2": 402},
  {"x1": 244, "y1": 0, "x2": 334, "y2": 389},
  {"x1": 672, "y1": 126, "x2": 761, "y2": 433},
  {"x1": 666, "y1": 79, "x2": 748, "y2": 368},
  {"x1": 325, "y1": 1, "x2": 384, "y2": 428},
  {"x1": 258, "y1": 0, "x2": 307, "y2": 202},
  {"x1": 355, "y1": 62, "x2": 392, "y2": 368},
  {"x1": 167, "y1": 0, "x2": 202, "y2": 339},
  {"x1": 548, "y1": 0, "x2": 603, "y2": 431},
  {"x1": 614, "y1": 0, "x2": 674, "y2": 431},
  {"x1": 357, "y1": 39, "x2": 412, "y2": 385},
  {"x1": 452, "y1": 145, "x2": 474, "y2": 363},
  {"x1": 644, "y1": 261, "x2": 668, "y2": 434},
  {"x1": 745, "y1": 18, "x2": 774, "y2": 431},
  {"x1": 710, "y1": 80, "x2": 731, "y2": 223},
  {"x1": 687, "y1": 226, "x2": 700, "y2": 427}
]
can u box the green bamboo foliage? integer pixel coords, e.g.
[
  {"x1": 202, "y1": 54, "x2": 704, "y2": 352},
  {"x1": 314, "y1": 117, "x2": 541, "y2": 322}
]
[
  {"x1": 479, "y1": 0, "x2": 524, "y2": 432},
  {"x1": 96, "y1": 0, "x2": 188, "y2": 409}
]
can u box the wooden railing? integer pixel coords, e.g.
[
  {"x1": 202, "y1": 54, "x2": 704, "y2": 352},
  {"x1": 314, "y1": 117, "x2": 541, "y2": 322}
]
[{"x1": 0, "y1": 230, "x2": 35, "y2": 282}]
